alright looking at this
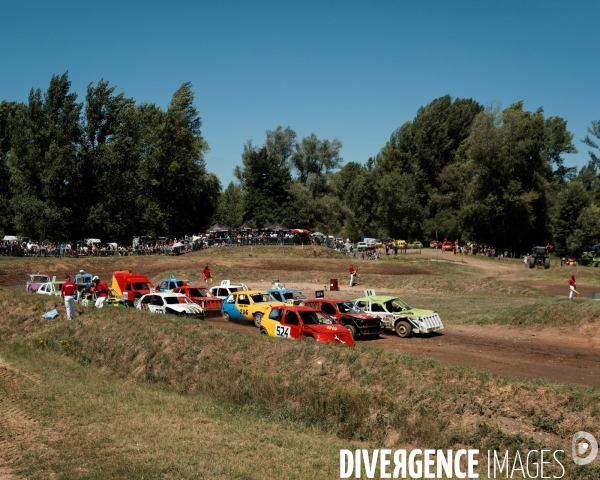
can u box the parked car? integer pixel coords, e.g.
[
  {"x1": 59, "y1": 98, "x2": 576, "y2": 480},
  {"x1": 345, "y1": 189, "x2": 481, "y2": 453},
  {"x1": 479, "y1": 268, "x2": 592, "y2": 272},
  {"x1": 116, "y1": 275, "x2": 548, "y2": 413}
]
[
  {"x1": 74, "y1": 271, "x2": 94, "y2": 291},
  {"x1": 209, "y1": 280, "x2": 249, "y2": 299},
  {"x1": 407, "y1": 240, "x2": 423, "y2": 249},
  {"x1": 221, "y1": 290, "x2": 283, "y2": 326},
  {"x1": 260, "y1": 304, "x2": 355, "y2": 346},
  {"x1": 26, "y1": 273, "x2": 50, "y2": 293},
  {"x1": 396, "y1": 240, "x2": 407, "y2": 248},
  {"x1": 36, "y1": 280, "x2": 65, "y2": 296},
  {"x1": 155, "y1": 275, "x2": 195, "y2": 292},
  {"x1": 171, "y1": 285, "x2": 223, "y2": 313},
  {"x1": 352, "y1": 294, "x2": 444, "y2": 338},
  {"x1": 430, "y1": 240, "x2": 442, "y2": 249},
  {"x1": 356, "y1": 242, "x2": 367, "y2": 252},
  {"x1": 137, "y1": 292, "x2": 205, "y2": 318},
  {"x1": 304, "y1": 298, "x2": 384, "y2": 338}
]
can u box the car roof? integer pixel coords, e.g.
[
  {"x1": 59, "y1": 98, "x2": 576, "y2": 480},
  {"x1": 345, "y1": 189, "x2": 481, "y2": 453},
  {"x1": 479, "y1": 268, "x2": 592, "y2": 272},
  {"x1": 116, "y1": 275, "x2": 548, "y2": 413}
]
[
  {"x1": 305, "y1": 298, "x2": 348, "y2": 303},
  {"x1": 271, "y1": 305, "x2": 320, "y2": 312},
  {"x1": 228, "y1": 290, "x2": 269, "y2": 295},
  {"x1": 352, "y1": 296, "x2": 398, "y2": 302},
  {"x1": 144, "y1": 292, "x2": 186, "y2": 298},
  {"x1": 174, "y1": 285, "x2": 207, "y2": 290},
  {"x1": 267, "y1": 288, "x2": 302, "y2": 293}
]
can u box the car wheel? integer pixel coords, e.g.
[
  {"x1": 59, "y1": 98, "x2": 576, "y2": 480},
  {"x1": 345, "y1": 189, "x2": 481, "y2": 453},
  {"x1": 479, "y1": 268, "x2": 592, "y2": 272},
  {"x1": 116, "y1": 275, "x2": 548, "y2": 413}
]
[
  {"x1": 253, "y1": 312, "x2": 263, "y2": 327},
  {"x1": 133, "y1": 298, "x2": 140, "y2": 308},
  {"x1": 346, "y1": 324, "x2": 357, "y2": 338},
  {"x1": 260, "y1": 327, "x2": 268, "y2": 335},
  {"x1": 394, "y1": 320, "x2": 412, "y2": 338},
  {"x1": 223, "y1": 312, "x2": 230, "y2": 322}
]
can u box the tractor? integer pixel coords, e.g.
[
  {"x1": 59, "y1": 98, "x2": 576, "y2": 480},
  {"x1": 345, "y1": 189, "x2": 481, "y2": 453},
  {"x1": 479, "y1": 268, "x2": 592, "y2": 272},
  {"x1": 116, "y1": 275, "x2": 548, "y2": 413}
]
[{"x1": 529, "y1": 246, "x2": 551, "y2": 269}]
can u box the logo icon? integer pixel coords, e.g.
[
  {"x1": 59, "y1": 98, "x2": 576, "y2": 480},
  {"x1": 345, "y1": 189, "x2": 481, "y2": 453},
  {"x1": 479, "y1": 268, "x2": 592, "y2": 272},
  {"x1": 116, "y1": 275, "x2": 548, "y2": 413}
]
[{"x1": 572, "y1": 431, "x2": 598, "y2": 466}]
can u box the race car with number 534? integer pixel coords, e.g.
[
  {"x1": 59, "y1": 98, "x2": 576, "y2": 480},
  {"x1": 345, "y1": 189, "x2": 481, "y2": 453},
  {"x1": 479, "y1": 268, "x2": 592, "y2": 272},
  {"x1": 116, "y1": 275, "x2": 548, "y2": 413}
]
[
  {"x1": 221, "y1": 290, "x2": 283, "y2": 326},
  {"x1": 260, "y1": 304, "x2": 355, "y2": 346}
]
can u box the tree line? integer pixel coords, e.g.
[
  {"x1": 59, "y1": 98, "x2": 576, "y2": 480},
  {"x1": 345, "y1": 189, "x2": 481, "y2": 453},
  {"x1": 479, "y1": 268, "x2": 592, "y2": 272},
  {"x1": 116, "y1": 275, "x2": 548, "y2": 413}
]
[{"x1": 1, "y1": 73, "x2": 599, "y2": 255}]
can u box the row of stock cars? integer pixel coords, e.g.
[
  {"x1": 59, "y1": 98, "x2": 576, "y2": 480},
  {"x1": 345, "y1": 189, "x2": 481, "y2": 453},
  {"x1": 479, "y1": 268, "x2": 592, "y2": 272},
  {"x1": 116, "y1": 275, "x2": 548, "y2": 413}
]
[{"x1": 26, "y1": 271, "x2": 445, "y2": 347}]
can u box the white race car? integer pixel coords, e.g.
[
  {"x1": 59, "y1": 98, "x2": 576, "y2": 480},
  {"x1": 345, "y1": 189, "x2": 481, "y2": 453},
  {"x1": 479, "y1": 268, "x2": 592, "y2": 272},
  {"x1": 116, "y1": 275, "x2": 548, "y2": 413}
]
[
  {"x1": 209, "y1": 279, "x2": 249, "y2": 299},
  {"x1": 136, "y1": 293, "x2": 205, "y2": 318}
]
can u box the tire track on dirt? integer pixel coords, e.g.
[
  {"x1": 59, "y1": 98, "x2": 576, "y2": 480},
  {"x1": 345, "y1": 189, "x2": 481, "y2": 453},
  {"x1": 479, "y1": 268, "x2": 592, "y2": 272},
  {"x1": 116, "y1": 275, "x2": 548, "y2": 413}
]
[{"x1": 0, "y1": 357, "x2": 56, "y2": 478}]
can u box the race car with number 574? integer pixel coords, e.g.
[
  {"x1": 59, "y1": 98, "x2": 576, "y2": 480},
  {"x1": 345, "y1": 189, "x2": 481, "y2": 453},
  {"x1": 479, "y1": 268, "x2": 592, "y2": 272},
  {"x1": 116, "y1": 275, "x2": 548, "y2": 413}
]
[{"x1": 260, "y1": 304, "x2": 355, "y2": 346}]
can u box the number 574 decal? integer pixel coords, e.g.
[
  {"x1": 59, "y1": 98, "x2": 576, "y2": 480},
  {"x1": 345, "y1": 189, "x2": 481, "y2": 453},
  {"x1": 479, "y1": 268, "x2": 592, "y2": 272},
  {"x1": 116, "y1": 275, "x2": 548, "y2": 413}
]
[{"x1": 276, "y1": 325, "x2": 291, "y2": 338}]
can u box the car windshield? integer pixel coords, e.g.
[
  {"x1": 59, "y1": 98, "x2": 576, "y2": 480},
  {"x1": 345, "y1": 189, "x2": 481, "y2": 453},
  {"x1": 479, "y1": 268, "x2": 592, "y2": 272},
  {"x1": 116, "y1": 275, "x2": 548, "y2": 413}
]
[
  {"x1": 133, "y1": 282, "x2": 152, "y2": 290},
  {"x1": 186, "y1": 288, "x2": 208, "y2": 297},
  {"x1": 336, "y1": 302, "x2": 359, "y2": 313},
  {"x1": 385, "y1": 298, "x2": 410, "y2": 312},
  {"x1": 31, "y1": 275, "x2": 49, "y2": 283},
  {"x1": 175, "y1": 281, "x2": 184, "y2": 287},
  {"x1": 282, "y1": 291, "x2": 307, "y2": 300},
  {"x1": 250, "y1": 293, "x2": 275, "y2": 303},
  {"x1": 299, "y1": 311, "x2": 335, "y2": 325},
  {"x1": 165, "y1": 296, "x2": 192, "y2": 305}
]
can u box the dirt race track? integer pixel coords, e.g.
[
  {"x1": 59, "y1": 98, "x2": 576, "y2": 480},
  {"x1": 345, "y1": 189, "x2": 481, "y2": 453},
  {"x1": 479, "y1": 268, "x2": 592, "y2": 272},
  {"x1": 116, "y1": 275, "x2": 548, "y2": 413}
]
[{"x1": 2, "y1": 248, "x2": 599, "y2": 388}]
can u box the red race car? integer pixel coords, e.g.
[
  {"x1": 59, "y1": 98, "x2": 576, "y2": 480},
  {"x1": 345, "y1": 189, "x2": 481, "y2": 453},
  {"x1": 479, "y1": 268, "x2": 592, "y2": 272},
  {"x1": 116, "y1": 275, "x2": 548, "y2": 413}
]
[
  {"x1": 171, "y1": 285, "x2": 223, "y2": 313},
  {"x1": 261, "y1": 305, "x2": 355, "y2": 346},
  {"x1": 304, "y1": 298, "x2": 384, "y2": 339}
]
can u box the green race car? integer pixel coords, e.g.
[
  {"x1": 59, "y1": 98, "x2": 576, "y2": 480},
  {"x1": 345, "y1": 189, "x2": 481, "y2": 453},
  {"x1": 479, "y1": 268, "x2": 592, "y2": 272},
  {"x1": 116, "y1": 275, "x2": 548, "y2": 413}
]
[{"x1": 351, "y1": 295, "x2": 444, "y2": 337}]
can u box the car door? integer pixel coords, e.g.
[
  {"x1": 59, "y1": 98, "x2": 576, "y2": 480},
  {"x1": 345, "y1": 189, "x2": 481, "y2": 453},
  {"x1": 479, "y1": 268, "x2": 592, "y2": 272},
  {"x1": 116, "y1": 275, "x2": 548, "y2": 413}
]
[
  {"x1": 370, "y1": 302, "x2": 392, "y2": 326},
  {"x1": 320, "y1": 301, "x2": 339, "y2": 322},
  {"x1": 278, "y1": 310, "x2": 302, "y2": 339},
  {"x1": 149, "y1": 295, "x2": 165, "y2": 313},
  {"x1": 234, "y1": 293, "x2": 251, "y2": 320}
]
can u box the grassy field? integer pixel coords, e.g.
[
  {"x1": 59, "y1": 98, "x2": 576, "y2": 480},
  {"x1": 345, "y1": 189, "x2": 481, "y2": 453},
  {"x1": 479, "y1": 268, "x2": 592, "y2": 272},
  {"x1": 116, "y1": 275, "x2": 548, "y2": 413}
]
[{"x1": 0, "y1": 285, "x2": 599, "y2": 478}]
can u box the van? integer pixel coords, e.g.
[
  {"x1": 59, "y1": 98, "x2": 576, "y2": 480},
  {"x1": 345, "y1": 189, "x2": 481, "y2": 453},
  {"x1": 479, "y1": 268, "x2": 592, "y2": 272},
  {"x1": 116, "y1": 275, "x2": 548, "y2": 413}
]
[{"x1": 111, "y1": 270, "x2": 155, "y2": 307}]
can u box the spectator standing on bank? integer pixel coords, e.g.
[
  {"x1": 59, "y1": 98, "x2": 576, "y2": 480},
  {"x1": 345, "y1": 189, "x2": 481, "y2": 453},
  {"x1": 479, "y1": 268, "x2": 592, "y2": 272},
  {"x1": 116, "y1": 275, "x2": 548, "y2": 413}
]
[
  {"x1": 203, "y1": 265, "x2": 212, "y2": 283},
  {"x1": 60, "y1": 275, "x2": 77, "y2": 320},
  {"x1": 349, "y1": 263, "x2": 357, "y2": 287}
]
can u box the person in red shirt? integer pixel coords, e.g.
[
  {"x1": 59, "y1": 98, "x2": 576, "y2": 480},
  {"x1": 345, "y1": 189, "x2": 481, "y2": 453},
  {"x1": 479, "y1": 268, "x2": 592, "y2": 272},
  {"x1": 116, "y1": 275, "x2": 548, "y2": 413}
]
[
  {"x1": 92, "y1": 276, "x2": 110, "y2": 308},
  {"x1": 349, "y1": 263, "x2": 357, "y2": 287},
  {"x1": 202, "y1": 265, "x2": 212, "y2": 283},
  {"x1": 60, "y1": 275, "x2": 77, "y2": 320},
  {"x1": 568, "y1": 274, "x2": 578, "y2": 299}
]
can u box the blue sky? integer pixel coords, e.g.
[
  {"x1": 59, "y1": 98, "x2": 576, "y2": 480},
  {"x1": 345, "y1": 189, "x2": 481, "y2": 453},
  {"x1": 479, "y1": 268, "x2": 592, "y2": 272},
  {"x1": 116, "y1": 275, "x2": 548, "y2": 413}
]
[{"x1": 1, "y1": 1, "x2": 598, "y2": 186}]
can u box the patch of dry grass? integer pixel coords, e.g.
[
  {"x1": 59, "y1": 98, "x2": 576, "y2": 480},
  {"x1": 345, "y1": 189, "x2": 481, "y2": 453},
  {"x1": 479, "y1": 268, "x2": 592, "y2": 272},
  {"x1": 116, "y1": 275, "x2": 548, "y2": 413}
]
[{"x1": 0, "y1": 288, "x2": 599, "y2": 477}]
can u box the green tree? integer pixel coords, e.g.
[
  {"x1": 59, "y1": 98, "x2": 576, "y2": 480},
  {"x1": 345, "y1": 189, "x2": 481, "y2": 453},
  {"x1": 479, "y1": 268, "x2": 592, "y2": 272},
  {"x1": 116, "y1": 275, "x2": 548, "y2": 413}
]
[
  {"x1": 582, "y1": 120, "x2": 600, "y2": 167},
  {"x1": 291, "y1": 133, "x2": 343, "y2": 198},
  {"x1": 136, "y1": 83, "x2": 218, "y2": 237},
  {"x1": 79, "y1": 80, "x2": 138, "y2": 243},
  {"x1": 215, "y1": 181, "x2": 244, "y2": 229},
  {"x1": 459, "y1": 102, "x2": 576, "y2": 250},
  {"x1": 9, "y1": 72, "x2": 83, "y2": 240},
  {"x1": 567, "y1": 205, "x2": 600, "y2": 255},
  {"x1": 235, "y1": 143, "x2": 292, "y2": 227},
  {"x1": 554, "y1": 182, "x2": 591, "y2": 254},
  {"x1": 0, "y1": 101, "x2": 20, "y2": 236}
]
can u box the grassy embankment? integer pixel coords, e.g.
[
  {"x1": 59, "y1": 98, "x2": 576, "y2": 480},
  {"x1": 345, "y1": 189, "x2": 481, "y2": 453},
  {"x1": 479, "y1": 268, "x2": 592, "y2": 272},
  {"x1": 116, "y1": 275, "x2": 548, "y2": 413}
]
[{"x1": 0, "y1": 287, "x2": 599, "y2": 478}]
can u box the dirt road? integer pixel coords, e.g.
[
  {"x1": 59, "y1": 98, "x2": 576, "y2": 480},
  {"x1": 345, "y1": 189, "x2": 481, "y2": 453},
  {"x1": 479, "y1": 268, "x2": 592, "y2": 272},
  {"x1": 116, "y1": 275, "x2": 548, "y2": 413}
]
[{"x1": 207, "y1": 315, "x2": 600, "y2": 388}]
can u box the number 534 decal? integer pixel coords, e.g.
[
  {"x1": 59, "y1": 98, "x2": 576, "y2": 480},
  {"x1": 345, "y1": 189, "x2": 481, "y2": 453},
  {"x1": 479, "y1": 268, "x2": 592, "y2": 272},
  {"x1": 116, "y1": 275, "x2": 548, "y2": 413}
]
[{"x1": 276, "y1": 325, "x2": 291, "y2": 338}]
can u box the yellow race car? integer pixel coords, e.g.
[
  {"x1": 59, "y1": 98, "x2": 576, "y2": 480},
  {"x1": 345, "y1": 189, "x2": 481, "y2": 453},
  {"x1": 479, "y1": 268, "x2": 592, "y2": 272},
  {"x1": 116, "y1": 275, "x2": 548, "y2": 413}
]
[{"x1": 221, "y1": 290, "x2": 284, "y2": 326}]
